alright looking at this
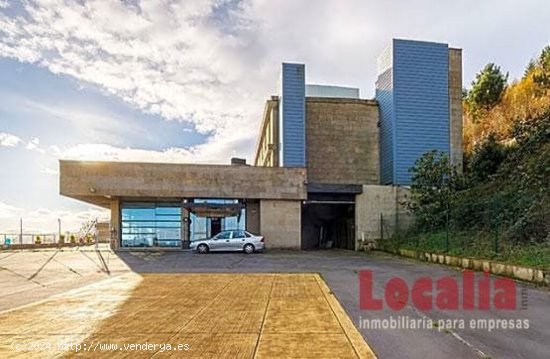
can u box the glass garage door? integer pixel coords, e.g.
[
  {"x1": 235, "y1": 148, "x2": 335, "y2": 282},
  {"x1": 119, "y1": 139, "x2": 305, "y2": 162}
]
[{"x1": 121, "y1": 202, "x2": 181, "y2": 248}]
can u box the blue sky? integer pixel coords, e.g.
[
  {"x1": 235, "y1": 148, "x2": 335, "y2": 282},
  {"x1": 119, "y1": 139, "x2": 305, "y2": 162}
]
[{"x1": 0, "y1": 0, "x2": 549, "y2": 232}]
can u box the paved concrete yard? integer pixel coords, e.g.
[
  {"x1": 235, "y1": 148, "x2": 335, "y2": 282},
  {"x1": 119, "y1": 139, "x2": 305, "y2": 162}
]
[
  {"x1": 0, "y1": 272, "x2": 375, "y2": 358},
  {"x1": 1, "y1": 248, "x2": 549, "y2": 358}
]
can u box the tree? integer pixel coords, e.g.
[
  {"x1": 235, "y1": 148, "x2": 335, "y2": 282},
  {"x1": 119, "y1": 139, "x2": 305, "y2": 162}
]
[
  {"x1": 469, "y1": 133, "x2": 508, "y2": 183},
  {"x1": 408, "y1": 151, "x2": 465, "y2": 229},
  {"x1": 532, "y1": 46, "x2": 550, "y2": 89},
  {"x1": 523, "y1": 59, "x2": 536, "y2": 78},
  {"x1": 467, "y1": 63, "x2": 508, "y2": 115}
]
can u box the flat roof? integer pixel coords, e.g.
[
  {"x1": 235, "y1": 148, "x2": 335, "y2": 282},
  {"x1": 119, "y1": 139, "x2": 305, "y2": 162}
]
[{"x1": 60, "y1": 160, "x2": 307, "y2": 208}]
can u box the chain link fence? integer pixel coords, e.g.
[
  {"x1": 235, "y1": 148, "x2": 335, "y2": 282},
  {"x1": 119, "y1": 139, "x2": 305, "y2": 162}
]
[
  {"x1": 0, "y1": 219, "x2": 107, "y2": 249},
  {"x1": 379, "y1": 198, "x2": 550, "y2": 267},
  {"x1": 0, "y1": 232, "x2": 97, "y2": 248}
]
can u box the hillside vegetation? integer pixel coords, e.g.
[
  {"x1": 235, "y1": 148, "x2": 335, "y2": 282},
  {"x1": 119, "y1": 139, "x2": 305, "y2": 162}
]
[{"x1": 401, "y1": 46, "x2": 550, "y2": 268}]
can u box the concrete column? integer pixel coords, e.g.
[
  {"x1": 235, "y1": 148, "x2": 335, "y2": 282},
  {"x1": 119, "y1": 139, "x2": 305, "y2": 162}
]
[
  {"x1": 182, "y1": 204, "x2": 190, "y2": 248},
  {"x1": 271, "y1": 101, "x2": 280, "y2": 167},
  {"x1": 110, "y1": 199, "x2": 120, "y2": 250},
  {"x1": 449, "y1": 48, "x2": 463, "y2": 173}
]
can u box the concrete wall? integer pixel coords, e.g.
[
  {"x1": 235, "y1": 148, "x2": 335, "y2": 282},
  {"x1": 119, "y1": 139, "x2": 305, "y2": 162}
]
[
  {"x1": 449, "y1": 48, "x2": 463, "y2": 173},
  {"x1": 306, "y1": 98, "x2": 379, "y2": 185},
  {"x1": 355, "y1": 185, "x2": 411, "y2": 246},
  {"x1": 259, "y1": 200, "x2": 301, "y2": 249},
  {"x1": 60, "y1": 161, "x2": 307, "y2": 205}
]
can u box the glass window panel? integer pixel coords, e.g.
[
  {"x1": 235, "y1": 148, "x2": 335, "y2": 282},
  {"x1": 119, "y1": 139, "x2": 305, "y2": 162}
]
[
  {"x1": 156, "y1": 207, "x2": 181, "y2": 215},
  {"x1": 122, "y1": 221, "x2": 157, "y2": 228},
  {"x1": 233, "y1": 230, "x2": 246, "y2": 238},
  {"x1": 215, "y1": 231, "x2": 231, "y2": 240},
  {"x1": 121, "y1": 202, "x2": 181, "y2": 248}
]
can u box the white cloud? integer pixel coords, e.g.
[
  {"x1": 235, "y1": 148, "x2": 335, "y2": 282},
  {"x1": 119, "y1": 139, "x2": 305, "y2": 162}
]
[
  {"x1": 55, "y1": 134, "x2": 252, "y2": 164},
  {"x1": 0, "y1": 1, "x2": 8, "y2": 10},
  {"x1": 57, "y1": 143, "x2": 193, "y2": 163},
  {"x1": 0, "y1": 0, "x2": 270, "y2": 162},
  {"x1": 25, "y1": 137, "x2": 45, "y2": 153},
  {"x1": 0, "y1": 132, "x2": 22, "y2": 147},
  {"x1": 0, "y1": 131, "x2": 46, "y2": 153},
  {"x1": 40, "y1": 164, "x2": 59, "y2": 175},
  {"x1": 0, "y1": 200, "x2": 23, "y2": 219}
]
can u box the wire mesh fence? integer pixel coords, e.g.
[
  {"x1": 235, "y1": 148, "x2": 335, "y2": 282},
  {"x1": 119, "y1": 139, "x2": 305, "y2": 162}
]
[
  {"x1": 0, "y1": 232, "x2": 98, "y2": 247},
  {"x1": 1, "y1": 233, "x2": 59, "y2": 246},
  {"x1": 379, "y1": 199, "x2": 550, "y2": 267}
]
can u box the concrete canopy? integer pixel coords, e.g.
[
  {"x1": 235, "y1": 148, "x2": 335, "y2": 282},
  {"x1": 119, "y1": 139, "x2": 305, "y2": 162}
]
[{"x1": 59, "y1": 160, "x2": 307, "y2": 208}]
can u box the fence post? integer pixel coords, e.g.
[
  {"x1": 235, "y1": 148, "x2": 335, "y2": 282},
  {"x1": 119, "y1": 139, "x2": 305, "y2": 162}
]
[
  {"x1": 493, "y1": 197, "x2": 499, "y2": 255},
  {"x1": 395, "y1": 210, "x2": 399, "y2": 238},
  {"x1": 445, "y1": 202, "x2": 450, "y2": 253},
  {"x1": 19, "y1": 218, "x2": 23, "y2": 247},
  {"x1": 380, "y1": 213, "x2": 384, "y2": 242}
]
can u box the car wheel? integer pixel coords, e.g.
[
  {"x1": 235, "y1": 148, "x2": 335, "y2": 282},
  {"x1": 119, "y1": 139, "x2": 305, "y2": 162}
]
[
  {"x1": 243, "y1": 243, "x2": 254, "y2": 254},
  {"x1": 197, "y1": 244, "x2": 209, "y2": 254}
]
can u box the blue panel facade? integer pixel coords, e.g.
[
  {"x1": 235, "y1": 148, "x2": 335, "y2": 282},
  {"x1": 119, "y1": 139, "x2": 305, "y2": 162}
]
[
  {"x1": 376, "y1": 39, "x2": 450, "y2": 185},
  {"x1": 376, "y1": 68, "x2": 394, "y2": 184},
  {"x1": 280, "y1": 63, "x2": 306, "y2": 167}
]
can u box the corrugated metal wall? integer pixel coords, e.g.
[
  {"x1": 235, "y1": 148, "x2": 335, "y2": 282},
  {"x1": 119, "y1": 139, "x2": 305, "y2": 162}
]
[
  {"x1": 376, "y1": 68, "x2": 394, "y2": 184},
  {"x1": 376, "y1": 39, "x2": 450, "y2": 185},
  {"x1": 280, "y1": 63, "x2": 306, "y2": 167}
]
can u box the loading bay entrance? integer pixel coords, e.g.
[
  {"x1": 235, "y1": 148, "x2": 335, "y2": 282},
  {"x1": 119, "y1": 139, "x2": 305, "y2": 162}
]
[{"x1": 301, "y1": 189, "x2": 357, "y2": 250}]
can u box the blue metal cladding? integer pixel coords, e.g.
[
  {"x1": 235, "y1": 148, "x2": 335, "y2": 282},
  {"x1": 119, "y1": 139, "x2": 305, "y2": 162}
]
[
  {"x1": 376, "y1": 39, "x2": 450, "y2": 185},
  {"x1": 376, "y1": 68, "x2": 394, "y2": 184},
  {"x1": 280, "y1": 63, "x2": 306, "y2": 167}
]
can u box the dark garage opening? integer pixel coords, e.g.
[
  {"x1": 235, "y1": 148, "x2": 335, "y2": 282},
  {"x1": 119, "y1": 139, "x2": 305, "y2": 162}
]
[{"x1": 301, "y1": 194, "x2": 355, "y2": 250}]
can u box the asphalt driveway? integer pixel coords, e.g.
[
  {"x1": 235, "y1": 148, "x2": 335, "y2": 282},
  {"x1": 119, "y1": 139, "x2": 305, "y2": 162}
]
[{"x1": 1, "y1": 248, "x2": 549, "y2": 358}]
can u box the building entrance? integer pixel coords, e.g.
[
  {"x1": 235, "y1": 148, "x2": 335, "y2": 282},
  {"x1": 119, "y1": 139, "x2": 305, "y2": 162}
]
[
  {"x1": 301, "y1": 192, "x2": 356, "y2": 250},
  {"x1": 186, "y1": 199, "x2": 246, "y2": 242},
  {"x1": 210, "y1": 218, "x2": 222, "y2": 236}
]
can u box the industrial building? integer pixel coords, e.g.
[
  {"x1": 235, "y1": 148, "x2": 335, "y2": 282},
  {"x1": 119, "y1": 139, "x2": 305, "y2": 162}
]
[{"x1": 59, "y1": 39, "x2": 463, "y2": 251}]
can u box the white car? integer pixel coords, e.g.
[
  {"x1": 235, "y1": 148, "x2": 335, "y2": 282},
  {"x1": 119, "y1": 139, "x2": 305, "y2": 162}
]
[{"x1": 190, "y1": 230, "x2": 264, "y2": 254}]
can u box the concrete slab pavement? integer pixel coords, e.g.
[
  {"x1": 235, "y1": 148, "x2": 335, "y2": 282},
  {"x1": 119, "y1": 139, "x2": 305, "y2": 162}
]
[{"x1": 0, "y1": 273, "x2": 375, "y2": 358}]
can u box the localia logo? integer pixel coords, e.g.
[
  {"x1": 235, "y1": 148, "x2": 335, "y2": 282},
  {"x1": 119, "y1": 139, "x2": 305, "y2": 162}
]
[{"x1": 359, "y1": 270, "x2": 518, "y2": 311}]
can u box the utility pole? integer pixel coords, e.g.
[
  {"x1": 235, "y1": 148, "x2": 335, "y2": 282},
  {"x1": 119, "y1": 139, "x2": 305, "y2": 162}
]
[
  {"x1": 19, "y1": 218, "x2": 22, "y2": 246},
  {"x1": 58, "y1": 218, "x2": 61, "y2": 239}
]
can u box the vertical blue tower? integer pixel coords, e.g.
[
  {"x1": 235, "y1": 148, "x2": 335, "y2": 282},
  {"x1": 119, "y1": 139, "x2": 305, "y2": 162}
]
[
  {"x1": 376, "y1": 39, "x2": 450, "y2": 185},
  {"x1": 279, "y1": 63, "x2": 306, "y2": 167}
]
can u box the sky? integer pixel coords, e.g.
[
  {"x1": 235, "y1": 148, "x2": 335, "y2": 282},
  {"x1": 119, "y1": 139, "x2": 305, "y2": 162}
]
[{"x1": 0, "y1": 0, "x2": 549, "y2": 233}]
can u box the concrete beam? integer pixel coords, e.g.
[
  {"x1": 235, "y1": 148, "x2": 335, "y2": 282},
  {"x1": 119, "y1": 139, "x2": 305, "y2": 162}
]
[{"x1": 60, "y1": 160, "x2": 307, "y2": 204}]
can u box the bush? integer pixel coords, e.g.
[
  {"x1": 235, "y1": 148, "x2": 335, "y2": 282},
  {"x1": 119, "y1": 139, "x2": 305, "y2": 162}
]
[
  {"x1": 468, "y1": 133, "x2": 509, "y2": 183},
  {"x1": 35, "y1": 235, "x2": 41, "y2": 244},
  {"x1": 408, "y1": 151, "x2": 465, "y2": 230}
]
